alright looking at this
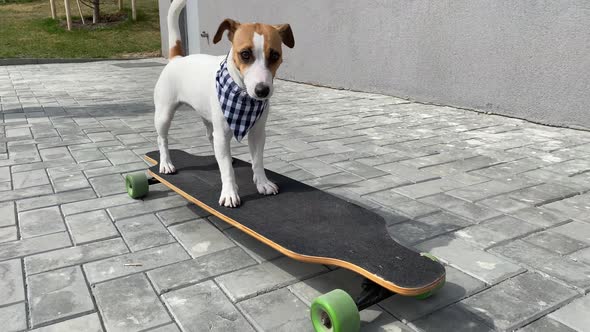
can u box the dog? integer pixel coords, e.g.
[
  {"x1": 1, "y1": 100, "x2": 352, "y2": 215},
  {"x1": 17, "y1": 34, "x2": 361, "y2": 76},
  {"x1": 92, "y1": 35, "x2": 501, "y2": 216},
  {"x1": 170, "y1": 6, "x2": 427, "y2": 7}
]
[{"x1": 154, "y1": 0, "x2": 294, "y2": 207}]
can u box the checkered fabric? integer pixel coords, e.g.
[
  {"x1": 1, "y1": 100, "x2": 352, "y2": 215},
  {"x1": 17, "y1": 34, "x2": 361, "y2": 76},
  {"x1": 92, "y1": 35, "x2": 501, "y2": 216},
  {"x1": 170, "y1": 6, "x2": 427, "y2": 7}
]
[{"x1": 215, "y1": 58, "x2": 268, "y2": 142}]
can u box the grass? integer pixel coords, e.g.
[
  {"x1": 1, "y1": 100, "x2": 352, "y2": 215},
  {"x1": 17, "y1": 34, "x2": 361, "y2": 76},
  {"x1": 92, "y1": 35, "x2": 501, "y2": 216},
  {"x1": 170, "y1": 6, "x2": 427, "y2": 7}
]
[{"x1": 0, "y1": 0, "x2": 162, "y2": 58}]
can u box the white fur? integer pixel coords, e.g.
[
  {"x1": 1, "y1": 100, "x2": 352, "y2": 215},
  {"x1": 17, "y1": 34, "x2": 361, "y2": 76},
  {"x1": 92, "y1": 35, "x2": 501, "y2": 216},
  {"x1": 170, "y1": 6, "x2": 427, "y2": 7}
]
[
  {"x1": 154, "y1": 3, "x2": 279, "y2": 207},
  {"x1": 166, "y1": 0, "x2": 185, "y2": 51}
]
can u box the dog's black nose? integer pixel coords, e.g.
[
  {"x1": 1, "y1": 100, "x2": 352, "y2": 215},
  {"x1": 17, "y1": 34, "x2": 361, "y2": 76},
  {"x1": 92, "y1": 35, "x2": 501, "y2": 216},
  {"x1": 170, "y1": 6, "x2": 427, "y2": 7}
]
[{"x1": 255, "y1": 83, "x2": 270, "y2": 98}]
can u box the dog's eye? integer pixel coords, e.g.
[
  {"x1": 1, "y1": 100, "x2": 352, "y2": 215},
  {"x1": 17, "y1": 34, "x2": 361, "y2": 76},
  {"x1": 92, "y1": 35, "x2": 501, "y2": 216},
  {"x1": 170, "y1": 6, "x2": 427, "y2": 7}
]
[
  {"x1": 269, "y1": 51, "x2": 280, "y2": 62},
  {"x1": 240, "y1": 51, "x2": 251, "y2": 61}
]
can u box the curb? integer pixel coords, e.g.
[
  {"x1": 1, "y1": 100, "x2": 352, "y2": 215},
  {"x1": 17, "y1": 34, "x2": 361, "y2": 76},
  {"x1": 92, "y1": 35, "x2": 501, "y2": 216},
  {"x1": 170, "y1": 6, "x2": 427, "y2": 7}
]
[{"x1": 0, "y1": 57, "x2": 155, "y2": 66}]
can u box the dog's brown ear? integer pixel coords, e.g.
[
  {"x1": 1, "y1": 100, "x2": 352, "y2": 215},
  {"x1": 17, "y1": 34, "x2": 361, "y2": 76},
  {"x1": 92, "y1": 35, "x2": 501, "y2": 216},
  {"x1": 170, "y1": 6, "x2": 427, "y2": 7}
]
[
  {"x1": 213, "y1": 18, "x2": 240, "y2": 44},
  {"x1": 273, "y1": 24, "x2": 295, "y2": 48}
]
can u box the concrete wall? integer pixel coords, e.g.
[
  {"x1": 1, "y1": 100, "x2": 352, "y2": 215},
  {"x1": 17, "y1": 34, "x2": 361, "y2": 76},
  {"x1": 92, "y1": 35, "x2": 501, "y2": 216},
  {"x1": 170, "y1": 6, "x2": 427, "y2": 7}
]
[{"x1": 169, "y1": 0, "x2": 590, "y2": 129}]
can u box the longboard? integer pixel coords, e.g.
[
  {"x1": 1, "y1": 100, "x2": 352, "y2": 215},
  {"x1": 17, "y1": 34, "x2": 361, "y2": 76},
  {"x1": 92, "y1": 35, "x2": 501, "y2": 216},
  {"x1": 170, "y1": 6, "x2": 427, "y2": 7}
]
[{"x1": 140, "y1": 150, "x2": 445, "y2": 298}]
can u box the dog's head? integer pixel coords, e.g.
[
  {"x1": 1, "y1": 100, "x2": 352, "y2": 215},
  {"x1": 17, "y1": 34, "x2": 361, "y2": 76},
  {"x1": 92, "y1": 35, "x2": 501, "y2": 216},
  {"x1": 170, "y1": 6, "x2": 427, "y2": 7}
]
[{"x1": 213, "y1": 19, "x2": 294, "y2": 100}]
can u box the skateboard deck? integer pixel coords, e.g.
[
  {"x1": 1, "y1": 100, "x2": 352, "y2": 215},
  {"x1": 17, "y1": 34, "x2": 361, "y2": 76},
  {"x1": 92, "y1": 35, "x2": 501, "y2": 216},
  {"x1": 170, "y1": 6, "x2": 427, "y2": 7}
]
[{"x1": 144, "y1": 150, "x2": 445, "y2": 296}]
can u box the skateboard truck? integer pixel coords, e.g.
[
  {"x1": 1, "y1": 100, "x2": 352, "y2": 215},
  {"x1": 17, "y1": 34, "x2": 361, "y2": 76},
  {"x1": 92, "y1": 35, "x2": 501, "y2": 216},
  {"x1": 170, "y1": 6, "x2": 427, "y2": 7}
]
[{"x1": 355, "y1": 278, "x2": 393, "y2": 311}]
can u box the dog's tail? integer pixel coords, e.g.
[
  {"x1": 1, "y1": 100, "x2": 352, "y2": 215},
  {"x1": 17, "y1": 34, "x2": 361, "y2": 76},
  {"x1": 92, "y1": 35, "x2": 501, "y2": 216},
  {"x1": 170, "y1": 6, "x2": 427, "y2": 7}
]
[{"x1": 167, "y1": 0, "x2": 187, "y2": 59}]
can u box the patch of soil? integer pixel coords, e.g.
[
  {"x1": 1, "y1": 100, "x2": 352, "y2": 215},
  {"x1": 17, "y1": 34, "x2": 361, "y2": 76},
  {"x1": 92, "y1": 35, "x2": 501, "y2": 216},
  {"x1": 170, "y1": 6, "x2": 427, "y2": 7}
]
[
  {"x1": 60, "y1": 12, "x2": 129, "y2": 30},
  {"x1": 117, "y1": 50, "x2": 161, "y2": 58}
]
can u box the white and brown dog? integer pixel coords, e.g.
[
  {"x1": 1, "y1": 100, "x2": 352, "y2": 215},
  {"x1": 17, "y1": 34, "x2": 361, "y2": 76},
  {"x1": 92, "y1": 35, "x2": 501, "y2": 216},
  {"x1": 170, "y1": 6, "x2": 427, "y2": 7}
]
[{"x1": 154, "y1": 0, "x2": 294, "y2": 207}]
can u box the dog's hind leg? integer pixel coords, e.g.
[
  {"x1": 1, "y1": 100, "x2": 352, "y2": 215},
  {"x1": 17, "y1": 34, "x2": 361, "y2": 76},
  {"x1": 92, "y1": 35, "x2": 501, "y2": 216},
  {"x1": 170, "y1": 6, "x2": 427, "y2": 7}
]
[{"x1": 155, "y1": 101, "x2": 178, "y2": 174}]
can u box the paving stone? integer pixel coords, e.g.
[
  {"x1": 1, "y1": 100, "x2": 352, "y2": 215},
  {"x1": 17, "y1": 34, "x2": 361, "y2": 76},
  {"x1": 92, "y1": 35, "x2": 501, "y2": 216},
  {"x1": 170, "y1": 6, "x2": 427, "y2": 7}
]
[
  {"x1": 103, "y1": 149, "x2": 143, "y2": 165},
  {"x1": 478, "y1": 194, "x2": 531, "y2": 213},
  {"x1": 238, "y1": 288, "x2": 311, "y2": 331},
  {"x1": 224, "y1": 227, "x2": 283, "y2": 262},
  {"x1": 345, "y1": 174, "x2": 411, "y2": 195},
  {"x1": 462, "y1": 272, "x2": 578, "y2": 331},
  {"x1": 89, "y1": 173, "x2": 126, "y2": 196},
  {"x1": 0, "y1": 184, "x2": 54, "y2": 203},
  {"x1": 62, "y1": 193, "x2": 133, "y2": 216},
  {"x1": 524, "y1": 231, "x2": 588, "y2": 255},
  {"x1": 162, "y1": 280, "x2": 254, "y2": 332},
  {"x1": 0, "y1": 225, "x2": 17, "y2": 243},
  {"x1": 16, "y1": 188, "x2": 96, "y2": 212},
  {"x1": 146, "y1": 324, "x2": 181, "y2": 332},
  {"x1": 0, "y1": 232, "x2": 71, "y2": 261},
  {"x1": 375, "y1": 162, "x2": 439, "y2": 182},
  {"x1": 447, "y1": 180, "x2": 524, "y2": 202},
  {"x1": 47, "y1": 168, "x2": 90, "y2": 192},
  {"x1": 28, "y1": 266, "x2": 94, "y2": 327},
  {"x1": 116, "y1": 214, "x2": 174, "y2": 251},
  {"x1": 389, "y1": 199, "x2": 441, "y2": 219},
  {"x1": 29, "y1": 313, "x2": 103, "y2": 332},
  {"x1": 543, "y1": 193, "x2": 590, "y2": 222},
  {"x1": 381, "y1": 266, "x2": 486, "y2": 322},
  {"x1": 491, "y1": 240, "x2": 590, "y2": 291},
  {"x1": 571, "y1": 247, "x2": 590, "y2": 265},
  {"x1": 0, "y1": 259, "x2": 24, "y2": 306},
  {"x1": 334, "y1": 160, "x2": 389, "y2": 179},
  {"x1": 107, "y1": 195, "x2": 187, "y2": 220},
  {"x1": 519, "y1": 316, "x2": 577, "y2": 332},
  {"x1": 216, "y1": 256, "x2": 328, "y2": 302},
  {"x1": 291, "y1": 158, "x2": 341, "y2": 177},
  {"x1": 453, "y1": 215, "x2": 540, "y2": 249},
  {"x1": 551, "y1": 221, "x2": 590, "y2": 244},
  {"x1": 393, "y1": 178, "x2": 464, "y2": 199},
  {"x1": 470, "y1": 158, "x2": 542, "y2": 179},
  {"x1": 65, "y1": 209, "x2": 118, "y2": 245},
  {"x1": 148, "y1": 246, "x2": 256, "y2": 294},
  {"x1": 94, "y1": 273, "x2": 171, "y2": 332},
  {"x1": 12, "y1": 169, "x2": 49, "y2": 189},
  {"x1": 84, "y1": 161, "x2": 147, "y2": 178},
  {"x1": 18, "y1": 206, "x2": 65, "y2": 238},
  {"x1": 416, "y1": 235, "x2": 525, "y2": 284},
  {"x1": 512, "y1": 207, "x2": 570, "y2": 228},
  {"x1": 419, "y1": 193, "x2": 502, "y2": 222},
  {"x1": 0, "y1": 201, "x2": 16, "y2": 226},
  {"x1": 303, "y1": 171, "x2": 365, "y2": 190},
  {"x1": 549, "y1": 294, "x2": 590, "y2": 332},
  {"x1": 70, "y1": 148, "x2": 105, "y2": 163},
  {"x1": 0, "y1": 302, "x2": 27, "y2": 332},
  {"x1": 156, "y1": 204, "x2": 210, "y2": 226},
  {"x1": 25, "y1": 237, "x2": 129, "y2": 275},
  {"x1": 509, "y1": 184, "x2": 578, "y2": 206},
  {"x1": 168, "y1": 219, "x2": 235, "y2": 258},
  {"x1": 83, "y1": 242, "x2": 190, "y2": 284},
  {"x1": 543, "y1": 159, "x2": 590, "y2": 176},
  {"x1": 411, "y1": 304, "x2": 494, "y2": 332},
  {"x1": 365, "y1": 189, "x2": 416, "y2": 208},
  {"x1": 420, "y1": 155, "x2": 501, "y2": 176},
  {"x1": 387, "y1": 212, "x2": 472, "y2": 245}
]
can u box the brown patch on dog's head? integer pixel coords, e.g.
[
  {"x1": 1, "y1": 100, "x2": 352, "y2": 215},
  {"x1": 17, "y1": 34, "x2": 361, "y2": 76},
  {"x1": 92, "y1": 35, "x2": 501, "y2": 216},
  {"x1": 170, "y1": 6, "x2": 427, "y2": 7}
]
[{"x1": 169, "y1": 40, "x2": 183, "y2": 58}]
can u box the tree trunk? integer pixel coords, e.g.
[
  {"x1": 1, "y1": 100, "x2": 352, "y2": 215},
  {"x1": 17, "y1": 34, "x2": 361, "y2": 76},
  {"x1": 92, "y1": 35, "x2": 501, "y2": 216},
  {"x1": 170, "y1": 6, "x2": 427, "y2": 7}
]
[{"x1": 92, "y1": 0, "x2": 100, "y2": 24}]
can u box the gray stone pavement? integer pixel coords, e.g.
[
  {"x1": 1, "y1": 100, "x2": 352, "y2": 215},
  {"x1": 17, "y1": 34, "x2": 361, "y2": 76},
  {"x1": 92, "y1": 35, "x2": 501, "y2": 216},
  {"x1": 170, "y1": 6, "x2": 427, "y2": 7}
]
[{"x1": 0, "y1": 59, "x2": 589, "y2": 332}]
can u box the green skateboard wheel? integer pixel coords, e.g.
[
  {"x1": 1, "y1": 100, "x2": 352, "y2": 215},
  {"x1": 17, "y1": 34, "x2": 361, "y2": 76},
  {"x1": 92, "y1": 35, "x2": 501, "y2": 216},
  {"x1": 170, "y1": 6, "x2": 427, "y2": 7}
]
[
  {"x1": 125, "y1": 172, "x2": 149, "y2": 199},
  {"x1": 414, "y1": 253, "x2": 445, "y2": 300},
  {"x1": 311, "y1": 289, "x2": 360, "y2": 332}
]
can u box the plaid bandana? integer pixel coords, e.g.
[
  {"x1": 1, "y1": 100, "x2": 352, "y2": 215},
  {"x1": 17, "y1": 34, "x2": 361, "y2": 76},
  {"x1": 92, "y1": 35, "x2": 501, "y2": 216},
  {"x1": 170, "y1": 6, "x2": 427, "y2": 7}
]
[{"x1": 215, "y1": 58, "x2": 268, "y2": 142}]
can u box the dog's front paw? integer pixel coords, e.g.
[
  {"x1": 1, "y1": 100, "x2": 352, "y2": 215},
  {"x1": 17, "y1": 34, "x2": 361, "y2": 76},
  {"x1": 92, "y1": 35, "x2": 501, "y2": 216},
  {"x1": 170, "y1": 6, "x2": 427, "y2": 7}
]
[
  {"x1": 219, "y1": 185, "x2": 241, "y2": 208},
  {"x1": 159, "y1": 160, "x2": 176, "y2": 174},
  {"x1": 254, "y1": 174, "x2": 279, "y2": 195}
]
